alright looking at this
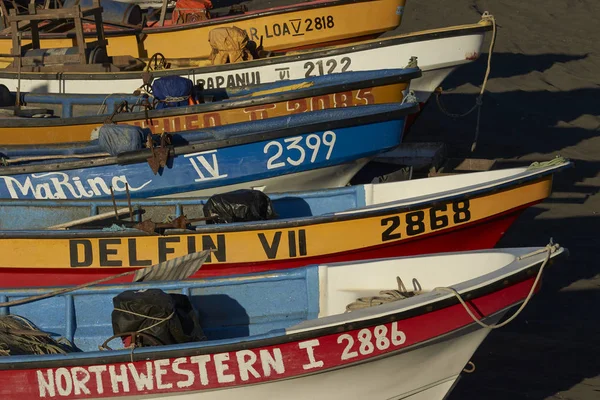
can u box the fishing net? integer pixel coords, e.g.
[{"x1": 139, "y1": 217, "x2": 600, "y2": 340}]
[{"x1": 0, "y1": 315, "x2": 77, "y2": 356}]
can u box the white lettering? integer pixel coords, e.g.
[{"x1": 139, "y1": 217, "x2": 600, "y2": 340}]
[
  {"x1": 71, "y1": 367, "x2": 91, "y2": 395},
  {"x1": 109, "y1": 365, "x2": 130, "y2": 393},
  {"x1": 55, "y1": 367, "x2": 73, "y2": 396},
  {"x1": 88, "y1": 365, "x2": 107, "y2": 394},
  {"x1": 88, "y1": 177, "x2": 111, "y2": 196},
  {"x1": 185, "y1": 150, "x2": 228, "y2": 182},
  {"x1": 236, "y1": 350, "x2": 260, "y2": 381},
  {"x1": 190, "y1": 355, "x2": 211, "y2": 386},
  {"x1": 37, "y1": 370, "x2": 55, "y2": 398},
  {"x1": 72, "y1": 176, "x2": 94, "y2": 197},
  {"x1": 0, "y1": 173, "x2": 152, "y2": 199},
  {"x1": 128, "y1": 362, "x2": 154, "y2": 391},
  {"x1": 259, "y1": 348, "x2": 285, "y2": 376},
  {"x1": 214, "y1": 353, "x2": 235, "y2": 383},
  {"x1": 0, "y1": 176, "x2": 35, "y2": 199},
  {"x1": 154, "y1": 359, "x2": 172, "y2": 389},
  {"x1": 299, "y1": 339, "x2": 324, "y2": 370},
  {"x1": 172, "y1": 357, "x2": 195, "y2": 388},
  {"x1": 48, "y1": 172, "x2": 79, "y2": 199}
]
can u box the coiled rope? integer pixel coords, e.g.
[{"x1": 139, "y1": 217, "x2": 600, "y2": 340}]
[
  {"x1": 435, "y1": 12, "x2": 497, "y2": 152},
  {"x1": 345, "y1": 277, "x2": 422, "y2": 312}
]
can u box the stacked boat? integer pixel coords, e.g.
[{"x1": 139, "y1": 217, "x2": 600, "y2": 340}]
[{"x1": 0, "y1": 1, "x2": 570, "y2": 399}]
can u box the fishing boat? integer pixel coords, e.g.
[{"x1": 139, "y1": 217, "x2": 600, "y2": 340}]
[
  {"x1": 0, "y1": 159, "x2": 570, "y2": 288},
  {"x1": 0, "y1": 102, "x2": 417, "y2": 202},
  {"x1": 0, "y1": 245, "x2": 566, "y2": 399},
  {"x1": 0, "y1": 68, "x2": 420, "y2": 145},
  {"x1": 0, "y1": 0, "x2": 407, "y2": 68},
  {"x1": 0, "y1": 17, "x2": 492, "y2": 110}
]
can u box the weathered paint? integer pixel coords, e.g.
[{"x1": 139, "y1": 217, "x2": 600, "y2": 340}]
[
  {"x1": 0, "y1": 0, "x2": 406, "y2": 68},
  {"x1": 0, "y1": 176, "x2": 553, "y2": 287},
  {"x1": 2, "y1": 83, "x2": 404, "y2": 145}
]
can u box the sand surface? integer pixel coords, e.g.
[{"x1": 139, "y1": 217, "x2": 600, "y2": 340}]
[{"x1": 395, "y1": 1, "x2": 600, "y2": 399}]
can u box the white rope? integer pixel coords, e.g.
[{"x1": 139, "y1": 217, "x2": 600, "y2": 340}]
[
  {"x1": 434, "y1": 12, "x2": 497, "y2": 151},
  {"x1": 113, "y1": 308, "x2": 175, "y2": 334},
  {"x1": 434, "y1": 243, "x2": 559, "y2": 330}
]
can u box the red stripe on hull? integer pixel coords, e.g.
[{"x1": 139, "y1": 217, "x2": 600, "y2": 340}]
[
  {"x1": 0, "y1": 205, "x2": 527, "y2": 288},
  {"x1": 0, "y1": 273, "x2": 538, "y2": 399}
]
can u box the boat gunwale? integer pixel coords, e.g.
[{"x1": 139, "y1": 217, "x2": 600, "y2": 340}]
[
  {"x1": 0, "y1": 0, "x2": 399, "y2": 40},
  {"x1": 0, "y1": 247, "x2": 566, "y2": 370},
  {"x1": 0, "y1": 102, "x2": 418, "y2": 174},
  {"x1": 0, "y1": 68, "x2": 421, "y2": 128},
  {"x1": 0, "y1": 162, "x2": 571, "y2": 238},
  {"x1": 0, "y1": 21, "x2": 492, "y2": 81}
]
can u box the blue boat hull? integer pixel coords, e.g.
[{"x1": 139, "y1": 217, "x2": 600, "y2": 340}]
[{"x1": 0, "y1": 104, "x2": 414, "y2": 199}]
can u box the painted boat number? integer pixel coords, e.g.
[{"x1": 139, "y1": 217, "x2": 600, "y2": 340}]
[
  {"x1": 381, "y1": 200, "x2": 472, "y2": 241},
  {"x1": 248, "y1": 16, "x2": 335, "y2": 41},
  {"x1": 304, "y1": 57, "x2": 352, "y2": 78},
  {"x1": 264, "y1": 131, "x2": 336, "y2": 170},
  {"x1": 338, "y1": 322, "x2": 406, "y2": 360},
  {"x1": 34, "y1": 321, "x2": 407, "y2": 398}
]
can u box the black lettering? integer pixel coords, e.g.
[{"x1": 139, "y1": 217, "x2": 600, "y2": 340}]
[
  {"x1": 453, "y1": 200, "x2": 472, "y2": 223},
  {"x1": 341, "y1": 57, "x2": 351, "y2": 72},
  {"x1": 282, "y1": 22, "x2": 290, "y2": 35},
  {"x1": 197, "y1": 79, "x2": 206, "y2": 88},
  {"x1": 69, "y1": 239, "x2": 93, "y2": 267},
  {"x1": 235, "y1": 73, "x2": 245, "y2": 87},
  {"x1": 273, "y1": 23, "x2": 281, "y2": 36},
  {"x1": 249, "y1": 27, "x2": 259, "y2": 41},
  {"x1": 326, "y1": 59, "x2": 337, "y2": 74},
  {"x1": 201, "y1": 234, "x2": 226, "y2": 262},
  {"x1": 227, "y1": 75, "x2": 236, "y2": 87},
  {"x1": 158, "y1": 237, "x2": 180, "y2": 262},
  {"x1": 252, "y1": 71, "x2": 260, "y2": 85},
  {"x1": 304, "y1": 61, "x2": 315, "y2": 78},
  {"x1": 99, "y1": 238, "x2": 122, "y2": 267},
  {"x1": 290, "y1": 19, "x2": 301, "y2": 34},
  {"x1": 128, "y1": 238, "x2": 152, "y2": 266},
  {"x1": 265, "y1": 24, "x2": 273, "y2": 38},
  {"x1": 305, "y1": 18, "x2": 313, "y2": 31},
  {"x1": 298, "y1": 229, "x2": 307, "y2": 256},
  {"x1": 406, "y1": 211, "x2": 426, "y2": 236},
  {"x1": 258, "y1": 231, "x2": 282, "y2": 259},
  {"x1": 288, "y1": 231, "x2": 296, "y2": 257},
  {"x1": 429, "y1": 204, "x2": 449, "y2": 230},
  {"x1": 187, "y1": 236, "x2": 196, "y2": 253},
  {"x1": 381, "y1": 216, "x2": 401, "y2": 242},
  {"x1": 215, "y1": 76, "x2": 225, "y2": 88},
  {"x1": 206, "y1": 77, "x2": 214, "y2": 89}
]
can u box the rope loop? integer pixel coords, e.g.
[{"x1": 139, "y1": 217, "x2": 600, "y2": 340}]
[{"x1": 434, "y1": 241, "x2": 559, "y2": 330}]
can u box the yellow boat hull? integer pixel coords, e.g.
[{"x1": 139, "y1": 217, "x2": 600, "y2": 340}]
[
  {"x1": 0, "y1": 0, "x2": 406, "y2": 68},
  {"x1": 3, "y1": 82, "x2": 407, "y2": 145}
]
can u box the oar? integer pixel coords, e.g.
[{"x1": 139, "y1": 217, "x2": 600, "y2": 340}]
[{"x1": 0, "y1": 250, "x2": 211, "y2": 308}]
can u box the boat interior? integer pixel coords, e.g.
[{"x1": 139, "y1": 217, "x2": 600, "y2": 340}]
[
  {"x1": 0, "y1": 163, "x2": 562, "y2": 233},
  {"x1": 0, "y1": 247, "x2": 546, "y2": 362}
]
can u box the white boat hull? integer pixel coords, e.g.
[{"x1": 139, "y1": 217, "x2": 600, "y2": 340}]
[
  {"x1": 0, "y1": 30, "x2": 486, "y2": 107},
  {"x1": 115, "y1": 320, "x2": 497, "y2": 400},
  {"x1": 156, "y1": 157, "x2": 370, "y2": 198}
]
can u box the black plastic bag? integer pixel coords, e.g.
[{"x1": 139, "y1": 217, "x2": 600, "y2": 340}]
[
  {"x1": 203, "y1": 189, "x2": 277, "y2": 223},
  {"x1": 112, "y1": 289, "x2": 206, "y2": 347}
]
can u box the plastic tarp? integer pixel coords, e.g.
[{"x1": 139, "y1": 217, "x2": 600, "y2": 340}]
[
  {"x1": 172, "y1": 0, "x2": 212, "y2": 24},
  {"x1": 209, "y1": 27, "x2": 254, "y2": 65},
  {"x1": 203, "y1": 189, "x2": 277, "y2": 223},
  {"x1": 152, "y1": 76, "x2": 194, "y2": 109},
  {"x1": 112, "y1": 289, "x2": 206, "y2": 347},
  {"x1": 98, "y1": 124, "x2": 145, "y2": 156}
]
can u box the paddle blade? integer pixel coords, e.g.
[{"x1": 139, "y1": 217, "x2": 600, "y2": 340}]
[{"x1": 133, "y1": 250, "x2": 211, "y2": 282}]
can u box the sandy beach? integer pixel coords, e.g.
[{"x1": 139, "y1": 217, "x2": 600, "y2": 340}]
[{"x1": 395, "y1": 1, "x2": 600, "y2": 399}]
